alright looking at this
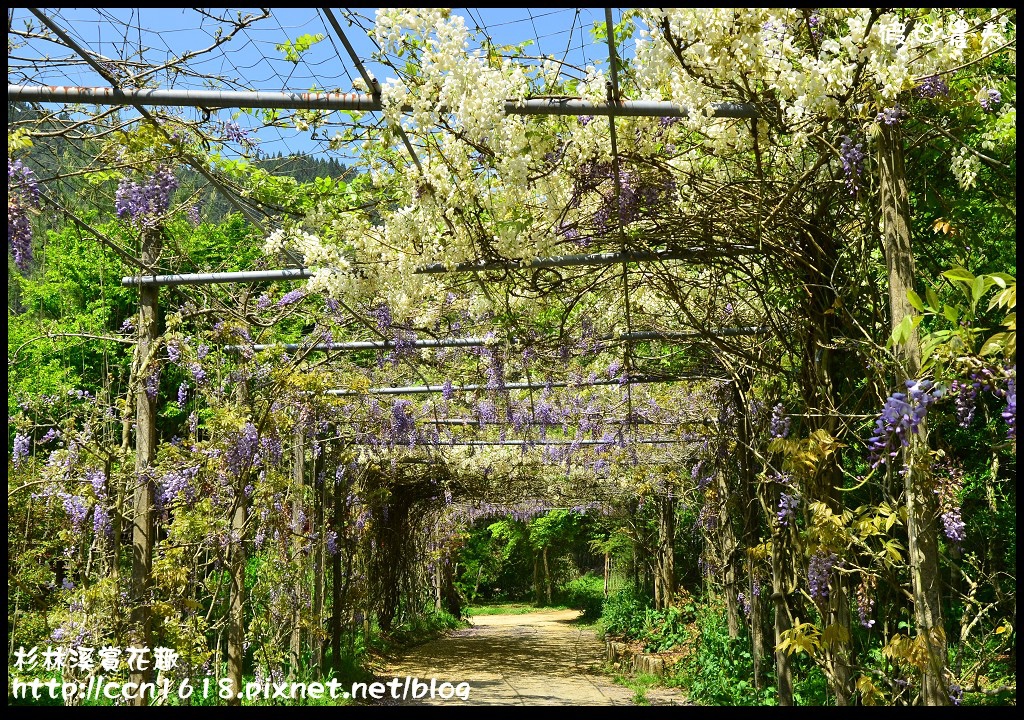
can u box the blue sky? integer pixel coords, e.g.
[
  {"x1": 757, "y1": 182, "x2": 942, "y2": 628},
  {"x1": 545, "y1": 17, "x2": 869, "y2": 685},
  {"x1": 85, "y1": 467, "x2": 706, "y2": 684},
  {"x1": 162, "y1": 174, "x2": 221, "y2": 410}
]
[{"x1": 10, "y1": 8, "x2": 628, "y2": 160}]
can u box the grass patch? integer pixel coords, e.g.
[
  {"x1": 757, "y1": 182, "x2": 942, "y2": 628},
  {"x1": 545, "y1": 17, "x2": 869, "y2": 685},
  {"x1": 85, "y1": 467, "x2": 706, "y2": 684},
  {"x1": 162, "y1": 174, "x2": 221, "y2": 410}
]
[{"x1": 612, "y1": 671, "x2": 660, "y2": 706}]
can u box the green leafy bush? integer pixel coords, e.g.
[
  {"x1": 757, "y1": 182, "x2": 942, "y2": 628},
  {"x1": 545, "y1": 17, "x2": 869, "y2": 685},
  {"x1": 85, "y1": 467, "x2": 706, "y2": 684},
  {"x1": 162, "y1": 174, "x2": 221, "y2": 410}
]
[
  {"x1": 561, "y1": 573, "x2": 604, "y2": 621},
  {"x1": 600, "y1": 585, "x2": 650, "y2": 638},
  {"x1": 671, "y1": 596, "x2": 769, "y2": 705}
]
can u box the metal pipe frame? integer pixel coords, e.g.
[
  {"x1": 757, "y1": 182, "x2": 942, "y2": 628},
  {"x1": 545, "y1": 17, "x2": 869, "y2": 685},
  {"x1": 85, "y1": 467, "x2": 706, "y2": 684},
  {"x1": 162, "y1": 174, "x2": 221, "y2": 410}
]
[
  {"x1": 326, "y1": 374, "x2": 721, "y2": 396},
  {"x1": 226, "y1": 328, "x2": 768, "y2": 354},
  {"x1": 621, "y1": 327, "x2": 768, "y2": 340},
  {"x1": 121, "y1": 246, "x2": 759, "y2": 286},
  {"x1": 121, "y1": 268, "x2": 310, "y2": 287},
  {"x1": 245, "y1": 337, "x2": 490, "y2": 352},
  {"x1": 359, "y1": 438, "x2": 685, "y2": 447},
  {"x1": 420, "y1": 417, "x2": 717, "y2": 426},
  {"x1": 414, "y1": 246, "x2": 758, "y2": 274},
  {"x1": 9, "y1": 84, "x2": 758, "y2": 118}
]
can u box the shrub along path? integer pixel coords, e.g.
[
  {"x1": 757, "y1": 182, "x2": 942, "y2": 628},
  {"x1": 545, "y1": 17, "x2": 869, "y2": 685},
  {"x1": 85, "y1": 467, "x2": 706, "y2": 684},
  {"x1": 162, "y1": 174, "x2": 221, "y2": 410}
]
[{"x1": 380, "y1": 609, "x2": 689, "y2": 705}]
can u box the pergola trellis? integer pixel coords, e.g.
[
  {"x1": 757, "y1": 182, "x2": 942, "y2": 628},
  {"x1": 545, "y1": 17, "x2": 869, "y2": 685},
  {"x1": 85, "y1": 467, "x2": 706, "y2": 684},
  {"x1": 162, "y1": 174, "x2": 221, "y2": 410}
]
[
  {"x1": 9, "y1": 8, "x2": 774, "y2": 700},
  {"x1": 7, "y1": 0, "x2": 764, "y2": 553}
]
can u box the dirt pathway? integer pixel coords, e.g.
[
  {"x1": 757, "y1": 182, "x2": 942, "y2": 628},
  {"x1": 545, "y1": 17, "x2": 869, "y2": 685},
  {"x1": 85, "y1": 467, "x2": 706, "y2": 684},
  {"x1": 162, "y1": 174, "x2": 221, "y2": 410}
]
[{"x1": 379, "y1": 609, "x2": 688, "y2": 706}]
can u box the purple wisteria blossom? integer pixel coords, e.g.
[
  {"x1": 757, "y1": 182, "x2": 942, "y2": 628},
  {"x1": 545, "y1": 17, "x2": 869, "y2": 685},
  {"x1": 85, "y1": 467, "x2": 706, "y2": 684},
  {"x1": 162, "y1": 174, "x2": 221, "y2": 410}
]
[
  {"x1": 9, "y1": 158, "x2": 40, "y2": 272},
  {"x1": 979, "y1": 88, "x2": 1001, "y2": 111},
  {"x1": 807, "y1": 550, "x2": 839, "y2": 601},
  {"x1": 61, "y1": 493, "x2": 89, "y2": 531},
  {"x1": 389, "y1": 399, "x2": 416, "y2": 447},
  {"x1": 224, "y1": 423, "x2": 260, "y2": 477},
  {"x1": 998, "y1": 371, "x2": 1015, "y2": 440},
  {"x1": 770, "y1": 403, "x2": 791, "y2": 439},
  {"x1": 875, "y1": 105, "x2": 904, "y2": 125},
  {"x1": 276, "y1": 289, "x2": 306, "y2": 307},
  {"x1": 915, "y1": 75, "x2": 949, "y2": 98},
  {"x1": 839, "y1": 135, "x2": 865, "y2": 196},
  {"x1": 371, "y1": 303, "x2": 392, "y2": 332},
  {"x1": 777, "y1": 492, "x2": 799, "y2": 526},
  {"x1": 189, "y1": 363, "x2": 207, "y2": 384},
  {"x1": 115, "y1": 166, "x2": 178, "y2": 224},
  {"x1": 13, "y1": 433, "x2": 31, "y2": 466},
  {"x1": 868, "y1": 379, "x2": 944, "y2": 467}
]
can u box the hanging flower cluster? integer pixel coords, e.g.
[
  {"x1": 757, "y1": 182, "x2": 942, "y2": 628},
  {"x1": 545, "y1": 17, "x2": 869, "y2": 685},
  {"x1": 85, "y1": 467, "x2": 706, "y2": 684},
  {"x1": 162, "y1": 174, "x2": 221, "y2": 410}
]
[
  {"x1": 867, "y1": 379, "x2": 945, "y2": 467},
  {"x1": 115, "y1": 166, "x2": 178, "y2": 225},
  {"x1": 8, "y1": 158, "x2": 40, "y2": 272}
]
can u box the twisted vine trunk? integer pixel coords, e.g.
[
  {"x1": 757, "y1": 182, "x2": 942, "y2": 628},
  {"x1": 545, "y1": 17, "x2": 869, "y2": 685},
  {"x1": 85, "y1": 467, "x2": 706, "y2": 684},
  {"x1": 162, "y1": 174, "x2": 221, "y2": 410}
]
[
  {"x1": 733, "y1": 374, "x2": 768, "y2": 687},
  {"x1": 770, "y1": 514, "x2": 795, "y2": 706},
  {"x1": 801, "y1": 208, "x2": 854, "y2": 704},
  {"x1": 130, "y1": 226, "x2": 160, "y2": 704},
  {"x1": 716, "y1": 465, "x2": 741, "y2": 637},
  {"x1": 878, "y1": 123, "x2": 948, "y2": 705},
  {"x1": 311, "y1": 446, "x2": 325, "y2": 673}
]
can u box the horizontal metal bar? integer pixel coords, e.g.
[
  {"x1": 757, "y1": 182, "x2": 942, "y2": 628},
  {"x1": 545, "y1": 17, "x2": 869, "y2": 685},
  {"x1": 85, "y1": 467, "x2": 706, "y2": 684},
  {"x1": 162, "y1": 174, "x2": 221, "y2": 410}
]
[
  {"x1": 415, "y1": 247, "x2": 758, "y2": 274},
  {"x1": 126, "y1": 246, "x2": 758, "y2": 287},
  {"x1": 9, "y1": 85, "x2": 757, "y2": 118},
  {"x1": 421, "y1": 417, "x2": 717, "y2": 426},
  {"x1": 368, "y1": 438, "x2": 684, "y2": 447},
  {"x1": 620, "y1": 327, "x2": 769, "y2": 341},
  {"x1": 121, "y1": 268, "x2": 310, "y2": 287},
  {"x1": 326, "y1": 374, "x2": 720, "y2": 396},
  {"x1": 246, "y1": 337, "x2": 490, "y2": 352},
  {"x1": 232, "y1": 326, "x2": 766, "y2": 354}
]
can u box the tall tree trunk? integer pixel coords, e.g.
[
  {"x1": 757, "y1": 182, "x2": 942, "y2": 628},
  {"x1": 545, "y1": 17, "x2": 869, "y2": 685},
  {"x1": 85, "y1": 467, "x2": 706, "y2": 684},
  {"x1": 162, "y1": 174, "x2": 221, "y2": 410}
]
[
  {"x1": 800, "y1": 211, "x2": 855, "y2": 705},
  {"x1": 311, "y1": 447, "x2": 325, "y2": 673},
  {"x1": 543, "y1": 546, "x2": 552, "y2": 605},
  {"x1": 604, "y1": 552, "x2": 611, "y2": 599},
  {"x1": 130, "y1": 225, "x2": 160, "y2": 704},
  {"x1": 771, "y1": 524, "x2": 794, "y2": 706},
  {"x1": 434, "y1": 561, "x2": 443, "y2": 613},
  {"x1": 749, "y1": 567, "x2": 768, "y2": 691},
  {"x1": 734, "y1": 374, "x2": 766, "y2": 686},
  {"x1": 656, "y1": 494, "x2": 676, "y2": 610},
  {"x1": 227, "y1": 381, "x2": 249, "y2": 705},
  {"x1": 534, "y1": 553, "x2": 542, "y2": 605},
  {"x1": 330, "y1": 475, "x2": 344, "y2": 674},
  {"x1": 716, "y1": 466, "x2": 740, "y2": 636},
  {"x1": 289, "y1": 427, "x2": 304, "y2": 680},
  {"x1": 227, "y1": 489, "x2": 247, "y2": 705},
  {"x1": 878, "y1": 122, "x2": 948, "y2": 705}
]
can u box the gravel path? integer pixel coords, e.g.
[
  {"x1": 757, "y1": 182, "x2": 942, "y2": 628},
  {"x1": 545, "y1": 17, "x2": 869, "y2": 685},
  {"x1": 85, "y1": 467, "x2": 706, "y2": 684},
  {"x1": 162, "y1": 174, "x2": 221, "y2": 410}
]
[{"x1": 379, "y1": 609, "x2": 688, "y2": 706}]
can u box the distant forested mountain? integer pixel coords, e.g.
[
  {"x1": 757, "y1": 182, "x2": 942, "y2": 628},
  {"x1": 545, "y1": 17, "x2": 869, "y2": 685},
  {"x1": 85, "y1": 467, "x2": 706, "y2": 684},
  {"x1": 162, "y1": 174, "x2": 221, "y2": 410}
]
[{"x1": 10, "y1": 102, "x2": 357, "y2": 225}]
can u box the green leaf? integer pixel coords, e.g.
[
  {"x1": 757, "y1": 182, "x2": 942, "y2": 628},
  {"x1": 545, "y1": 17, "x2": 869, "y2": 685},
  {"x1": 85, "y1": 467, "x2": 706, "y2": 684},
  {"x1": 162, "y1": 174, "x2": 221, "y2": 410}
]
[
  {"x1": 971, "y1": 275, "x2": 986, "y2": 304},
  {"x1": 925, "y1": 286, "x2": 940, "y2": 311},
  {"x1": 907, "y1": 289, "x2": 924, "y2": 312},
  {"x1": 979, "y1": 333, "x2": 1007, "y2": 356},
  {"x1": 943, "y1": 266, "x2": 976, "y2": 284},
  {"x1": 942, "y1": 304, "x2": 960, "y2": 323}
]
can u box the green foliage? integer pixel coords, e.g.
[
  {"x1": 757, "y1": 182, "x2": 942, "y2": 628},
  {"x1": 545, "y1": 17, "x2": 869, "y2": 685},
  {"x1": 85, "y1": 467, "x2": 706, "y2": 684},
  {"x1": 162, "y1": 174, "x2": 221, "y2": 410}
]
[
  {"x1": 671, "y1": 597, "x2": 769, "y2": 706},
  {"x1": 600, "y1": 586, "x2": 650, "y2": 639},
  {"x1": 384, "y1": 609, "x2": 465, "y2": 649},
  {"x1": 276, "y1": 34, "x2": 325, "y2": 64},
  {"x1": 560, "y1": 573, "x2": 604, "y2": 621}
]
